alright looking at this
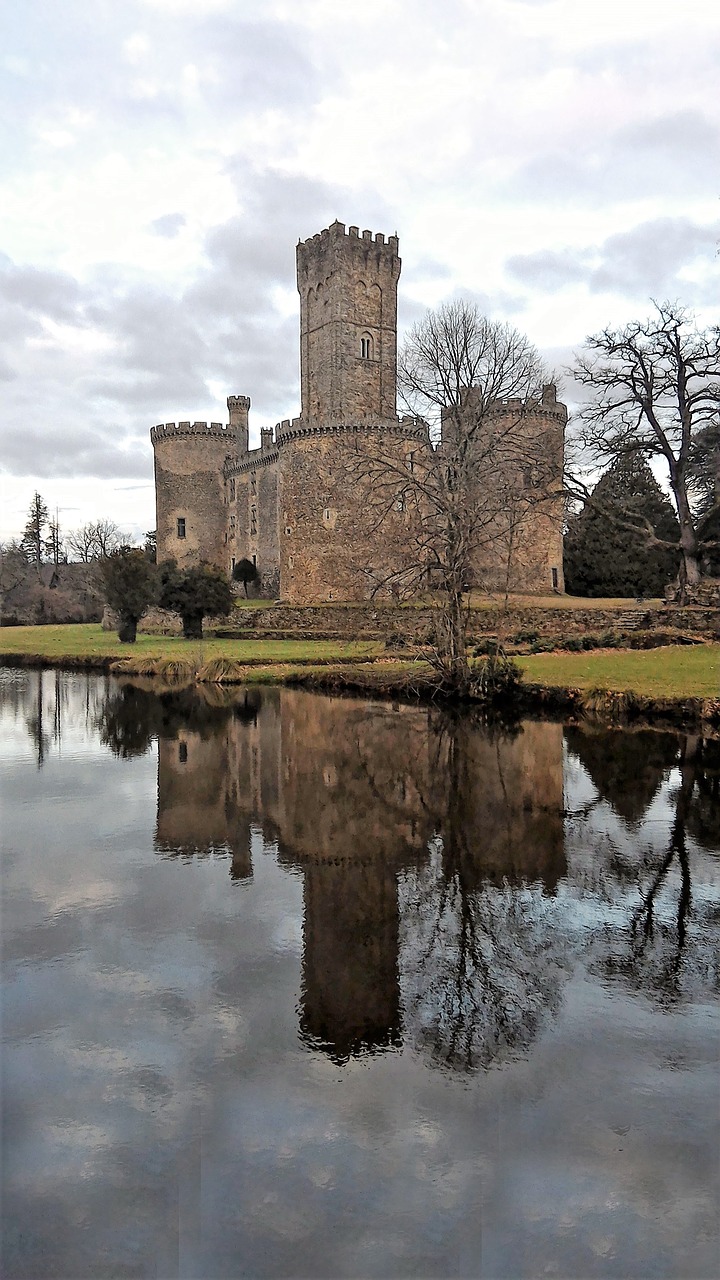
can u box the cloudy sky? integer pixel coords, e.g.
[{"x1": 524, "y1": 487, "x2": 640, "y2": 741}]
[{"x1": 1, "y1": 0, "x2": 718, "y2": 544}]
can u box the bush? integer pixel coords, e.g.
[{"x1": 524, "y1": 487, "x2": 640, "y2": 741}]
[
  {"x1": 513, "y1": 628, "x2": 539, "y2": 644},
  {"x1": 470, "y1": 650, "x2": 522, "y2": 702},
  {"x1": 100, "y1": 547, "x2": 157, "y2": 643},
  {"x1": 159, "y1": 561, "x2": 233, "y2": 639},
  {"x1": 472, "y1": 638, "x2": 500, "y2": 657}
]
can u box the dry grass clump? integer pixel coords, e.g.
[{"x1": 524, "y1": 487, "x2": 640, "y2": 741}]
[{"x1": 197, "y1": 656, "x2": 247, "y2": 684}]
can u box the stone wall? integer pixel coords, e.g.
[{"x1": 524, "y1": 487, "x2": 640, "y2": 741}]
[{"x1": 208, "y1": 601, "x2": 720, "y2": 641}]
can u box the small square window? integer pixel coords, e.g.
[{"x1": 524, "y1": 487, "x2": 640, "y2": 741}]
[{"x1": 177, "y1": 517, "x2": 186, "y2": 538}]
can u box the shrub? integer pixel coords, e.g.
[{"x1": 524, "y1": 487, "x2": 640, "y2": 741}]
[{"x1": 470, "y1": 650, "x2": 522, "y2": 702}]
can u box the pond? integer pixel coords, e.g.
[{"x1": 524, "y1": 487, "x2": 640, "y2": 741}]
[{"x1": 1, "y1": 670, "x2": 718, "y2": 1280}]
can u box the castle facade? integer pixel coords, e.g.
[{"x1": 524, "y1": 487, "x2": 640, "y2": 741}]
[{"x1": 151, "y1": 221, "x2": 566, "y2": 601}]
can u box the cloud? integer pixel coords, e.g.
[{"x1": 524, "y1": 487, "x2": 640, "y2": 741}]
[
  {"x1": 506, "y1": 216, "x2": 720, "y2": 302},
  {"x1": 0, "y1": 164, "x2": 395, "y2": 485},
  {"x1": 149, "y1": 212, "x2": 186, "y2": 238},
  {"x1": 197, "y1": 16, "x2": 326, "y2": 112},
  {"x1": 505, "y1": 110, "x2": 720, "y2": 206}
]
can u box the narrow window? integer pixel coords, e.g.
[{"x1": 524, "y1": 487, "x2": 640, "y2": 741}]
[
  {"x1": 229, "y1": 479, "x2": 236, "y2": 501},
  {"x1": 178, "y1": 742, "x2": 188, "y2": 764},
  {"x1": 252, "y1": 554, "x2": 256, "y2": 566},
  {"x1": 360, "y1": 334, "x2": 373, "y2": 359},
  {"x1": 231, "y1": 556, "x2": 236, "y2": 571},
  {"x1": 177, "y1": 517, "x2": 186, "y2": 538},
  {"x1": 323, "y1": 508, "x2": 330, "y2": 521},
  {"x1": 250, "y1": 473, "x2": 257, "y2": 496},
  {"x1": 407, "y1": 451, "x2": 415, "y2": 474},
  {"x1": 551, "y1": 567, "x2": 559, "y2": 591},
  {"x1": 288, "y1": 555, "x2": 294, "y2": 569},
  {"x1": 395, "y1": 495, "x2": 405, "y2": 512},
  {"x1": 251, "y1": 507, "x2": 257, "y2": 536}
]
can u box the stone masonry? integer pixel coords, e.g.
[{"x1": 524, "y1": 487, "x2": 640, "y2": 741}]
[{"x1": 152, "y1": 221, "x2": 566, "y2": 601}]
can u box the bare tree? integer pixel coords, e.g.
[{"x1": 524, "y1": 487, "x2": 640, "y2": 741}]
[
  {"x1": 567, "y1": 303, "x2": 720, "y2": 602},
  {"x1": 338, "y1": 301, "x2": 560, "y2": 693},
  {"x1": 66, "y1": 518, "x2": 125, "y2": 562},
  {"x1": 44, "y1": 516, "x2": 65, "y2": 566}
]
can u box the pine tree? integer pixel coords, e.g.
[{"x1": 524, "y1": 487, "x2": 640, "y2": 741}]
[
  {"x1": 20, "y1": 493, "x2": 49, "y2": 576},
  {"x1": 564, "y1": 454, "x2": 680, "y2": 598}
]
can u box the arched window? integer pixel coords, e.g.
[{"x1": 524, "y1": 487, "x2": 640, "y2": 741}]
[{"x1": 360, "y1": 333, "x2": 373, "y2": 360}]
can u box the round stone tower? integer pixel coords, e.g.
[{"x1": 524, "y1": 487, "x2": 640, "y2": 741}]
[{"x1": 151, "y1": 417, "x2": 237, "y2": 569}]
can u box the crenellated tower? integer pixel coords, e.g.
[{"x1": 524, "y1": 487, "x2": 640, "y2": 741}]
[
  {"x1": 296, "y1": 221, "x2": 401, "y2": 426},
  {"x1": 151, "y1": 418, "x2": 237, "y2": 568},
  {"x1": 228, "y1": 394, "x2": 250, "y2": 456}
]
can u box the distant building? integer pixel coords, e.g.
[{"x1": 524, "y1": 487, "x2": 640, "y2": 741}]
[{"x1": 151, "y1": 222, "x2": 566, "y2": 600}]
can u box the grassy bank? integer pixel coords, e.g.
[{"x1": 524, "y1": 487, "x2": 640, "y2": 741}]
[
  {"x1": 520, "y1": 645, "x2": 719, "y2": 699},
  {"x1": 0, "y1": 624, "x2": 381, "y2": 665},
  {"x1": 1, "y1": 624, "x2": 717, "y2": 709}
]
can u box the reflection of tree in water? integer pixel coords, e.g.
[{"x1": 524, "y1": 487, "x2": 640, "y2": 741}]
[
  {"x1": 586, "y1": 734, "x2": 720, "y2": 1005},
  {"x1": 565, "y1": 725, "x2": 680, "y2": 825},
  {"x1": 400, "y1": 713, "x2": 571, "y2": 1072},
  {"x1": 687, "y1": 737, "x2": 720, "y2": 853},
  {"x1": 98, "y1": 681, "x2": 260, "y2": 758},
  {"x1": 402, "y1": 851, "x2": 569, "y2": 1072},
  {"x1": 6, "y1": 669, "x2": 109, "y2": 768}
]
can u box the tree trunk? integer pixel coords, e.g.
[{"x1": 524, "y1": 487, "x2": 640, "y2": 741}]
[
  {"x1": 182, "y1": 612, "x2": 204, "y2": 640},
  {"x1": 672, "y1": 485, "x2": 702, "y2": 603},
  {"x1": 118, "y1": 615, "x2": 138, "y2": 643}
]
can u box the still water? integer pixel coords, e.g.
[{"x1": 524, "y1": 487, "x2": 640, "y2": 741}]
[{"x1": 1, "y1": 670, "x2": 718, "y2": 1280}]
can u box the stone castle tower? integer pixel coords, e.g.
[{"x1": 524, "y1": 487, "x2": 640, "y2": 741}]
[
  {"x1": 297, "y1": 223, "x2": 400, "y2": 425},
  {"x1": 151, "y1": 221, "x2": 566, "y2": 600}
]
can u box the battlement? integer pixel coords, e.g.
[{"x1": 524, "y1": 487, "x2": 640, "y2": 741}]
[
  {"x1": 150, "y1": 420, "x2": 237, "y2": 445},
  {"x1": 486, "y1": 387, "x2": 567, "y2": 422},
  {"x1": 297, "y1": 220, "x2": 400, "y2": 282}
]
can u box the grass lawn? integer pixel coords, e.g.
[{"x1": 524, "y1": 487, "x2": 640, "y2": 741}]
[
  {"x1": 520, "y1": 645, "x2": 720, "y2": 699},
  {"x1": 0, "y1": 624, "x2": 381, "y2": 665}
]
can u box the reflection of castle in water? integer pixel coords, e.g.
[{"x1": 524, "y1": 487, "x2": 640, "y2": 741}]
[{"x1": 154, "y1": 687, "x2": 566, "y2": 1061}]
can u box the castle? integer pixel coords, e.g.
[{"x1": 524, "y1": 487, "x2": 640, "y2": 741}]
[{"x1": 151, "y1": 221, "x2": 566, "y2": 601}]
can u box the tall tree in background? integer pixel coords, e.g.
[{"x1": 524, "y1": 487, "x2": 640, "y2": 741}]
[
  {"x1": 688, "y1": 422, "x2": 720, "y2": 576},
  {"x1": 66, "y1": 519, "x2": 124, "y2": 562},
  {"x1": 568, "y1": 303, "x2": 719, "y2": 601},
  {"x1": 21, "y1": 493, "x2": 49, "y2": 577},
  {"x1": 44, "y1": 516, "x2": 65, "y2": 566},
  {"x1": 564, "y1": 453, "x2": 679, "y2": 597}
]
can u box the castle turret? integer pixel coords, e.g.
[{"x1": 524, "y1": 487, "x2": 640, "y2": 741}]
[
  {"x1": 296, "y1": 221, "x2": 401, "y2": 426},
  {"x1": 151, "y1": 419, "x2": 236, "y2": 568},
  {"x1": 228, "y1": 395, "x2": 250, "y2": 456}
]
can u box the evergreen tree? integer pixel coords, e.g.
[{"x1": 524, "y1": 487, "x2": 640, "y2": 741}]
[
  {"x1": 564, "y1": 454, "x2": 680, "y2": 597},
  {"x1": 688, "y1": 423, "x2": 720, "y2": 576},
  {"x1": 21, "y1": 493, "x2": 49, "y2": 576},
  {"x1": 100, "y1": 546, "x2": 157, "y2": 642},
  {"x1": 232, "y1": 557, "x2": 259, "y2": 597},
  {"x1": 158, "y1": 561, "x2": 233, "y2": 639}
]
